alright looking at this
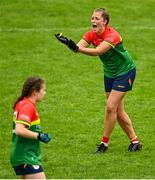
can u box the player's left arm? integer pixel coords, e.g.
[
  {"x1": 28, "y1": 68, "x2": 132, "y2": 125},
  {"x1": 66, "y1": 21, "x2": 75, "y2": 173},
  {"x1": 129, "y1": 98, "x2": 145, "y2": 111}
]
[
  {"x1": 15, "y1": 123, "x2": 38, "y2": 139},
  {"x1": 15, "y1": 123, "x2": 51, "y2": 143},
  {"x1": 78, "y1": 41, "x2": 112, "y2": 56},
  {"x1": 55, "y1": 33, "x2": 112, "y2": 55}
]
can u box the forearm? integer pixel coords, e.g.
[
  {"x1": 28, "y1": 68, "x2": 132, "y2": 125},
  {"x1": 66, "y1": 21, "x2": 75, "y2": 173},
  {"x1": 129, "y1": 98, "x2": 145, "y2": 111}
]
[
  {"x1": 15, "y1": 125, "x2": 38, "y2": 139},
  {"x1": 78, "y1": 47, "x2": 100, "y2": 56},
  {"x1": 78, "y1": 41, "x2": 111, "y2": 56},
  {"x1": 15, "y1": 123, "x2": 51, "y2": 143},
  {"x1": 55, "y1": 33, "x2": 112, "y2": 55}
]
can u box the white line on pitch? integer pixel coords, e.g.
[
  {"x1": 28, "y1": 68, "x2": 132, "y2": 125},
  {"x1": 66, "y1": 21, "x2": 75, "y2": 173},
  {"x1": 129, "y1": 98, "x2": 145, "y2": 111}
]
[{"x1": 0, "y1": 26, "x2": 155, "y2": 32}]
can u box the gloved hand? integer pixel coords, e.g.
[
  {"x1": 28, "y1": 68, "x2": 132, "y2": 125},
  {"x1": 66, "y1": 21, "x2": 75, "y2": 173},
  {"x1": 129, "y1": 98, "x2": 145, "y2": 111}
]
[
  {"x1": 38, "y1": 132, "x2": 51, "y2": 143},
  {"x1": 55, "y1": 33, "x2": 79, "y2": 52},
  {"x1": 55, "y1": 33, "x2": 69, "y2": 45}
]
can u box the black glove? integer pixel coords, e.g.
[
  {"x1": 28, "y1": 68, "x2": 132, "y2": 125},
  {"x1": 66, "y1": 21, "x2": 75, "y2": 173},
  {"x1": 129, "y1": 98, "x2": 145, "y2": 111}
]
[
  {"x1": 55, "y1": 33, "x2": 79, "y2": 52},
  {"x1": 38, "y1": 132, "x2": 51, "y2": 143},
  {"x1": 55, "y1": 33, "x2": 69, "y2": 45},
  {"x1": 68, "y1": 39, "x2": 79, "y2": 52}
]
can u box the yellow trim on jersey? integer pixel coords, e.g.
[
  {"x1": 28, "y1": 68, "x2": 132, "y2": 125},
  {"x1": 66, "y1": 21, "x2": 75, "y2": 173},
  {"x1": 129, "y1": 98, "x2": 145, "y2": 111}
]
[
  {"x1": 31, "y1": 118, "x2": 40, "y2": 126},
  {"x1": 13, "y1": 116, "x2": 16, "y2": 122},
  {"x1": 13, "y1": 115, "x2": 40, "y2": 127},
  {"x1": 119, "y1": 35, "x2": 122, "y2": 42},
  {"x1": 103, "y1": 40, "x2": 115, "y2": 48},
  {"x1": 15, "y1": 120, "x2": 30, "y2": 127}
]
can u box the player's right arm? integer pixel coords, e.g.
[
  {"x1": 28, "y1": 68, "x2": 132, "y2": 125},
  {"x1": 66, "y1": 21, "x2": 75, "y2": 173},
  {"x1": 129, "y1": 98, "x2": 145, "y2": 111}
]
[{"x1": 77, "y1": 39, "x2": 90, "y2": 48}]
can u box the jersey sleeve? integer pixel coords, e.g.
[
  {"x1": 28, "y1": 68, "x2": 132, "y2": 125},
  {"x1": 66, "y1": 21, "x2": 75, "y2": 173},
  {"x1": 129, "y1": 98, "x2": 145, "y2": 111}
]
[
  {"x1": 82, "y1": 31, "x2": 93, "y2": 44},
  {"x1": 16, "y1": 104, "x2": 34, "y2": 127},
  {"x1": 104, "y1": 31, "x2": 122, "y2": 48}
]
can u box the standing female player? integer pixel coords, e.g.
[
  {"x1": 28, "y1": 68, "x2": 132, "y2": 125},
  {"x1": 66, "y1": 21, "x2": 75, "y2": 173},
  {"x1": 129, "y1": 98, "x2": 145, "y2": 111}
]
[
  {"x1": 55, "y1": 8, "x2": 142, "y2": 153},
  {"x1": 10, "y1": 77, "x2": 51, "y2": 179}
]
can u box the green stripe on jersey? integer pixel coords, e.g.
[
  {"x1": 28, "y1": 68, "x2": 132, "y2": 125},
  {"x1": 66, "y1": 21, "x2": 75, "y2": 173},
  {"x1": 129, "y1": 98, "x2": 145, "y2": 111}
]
[
  {"x1": 10, "y1": 122, "x2": 41, "y2": 167},
  {"x1": 99, "y1": 43, "x2": 136, "y2": 78}
]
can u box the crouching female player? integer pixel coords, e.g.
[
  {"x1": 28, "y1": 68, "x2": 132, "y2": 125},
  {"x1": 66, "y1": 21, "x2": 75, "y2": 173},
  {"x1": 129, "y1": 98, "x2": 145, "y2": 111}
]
[{"x1": 10, "y1": 77, "x2": 51, "y2": 179}]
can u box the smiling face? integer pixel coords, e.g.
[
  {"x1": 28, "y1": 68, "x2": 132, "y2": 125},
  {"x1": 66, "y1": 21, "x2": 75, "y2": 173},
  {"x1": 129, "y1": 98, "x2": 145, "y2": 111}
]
[{"x1": 91, "y1": 9, "x2": 109, "y2": 34}]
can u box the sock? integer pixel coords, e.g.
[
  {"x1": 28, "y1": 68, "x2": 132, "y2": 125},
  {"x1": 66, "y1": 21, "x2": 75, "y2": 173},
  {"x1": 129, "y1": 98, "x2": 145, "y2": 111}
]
[
  {"x1": 101, "y1": 136, "x2": 109, "y2": 147},
  {"x1": 131, "y1": 136, "x2": 140, "y2": 144}
]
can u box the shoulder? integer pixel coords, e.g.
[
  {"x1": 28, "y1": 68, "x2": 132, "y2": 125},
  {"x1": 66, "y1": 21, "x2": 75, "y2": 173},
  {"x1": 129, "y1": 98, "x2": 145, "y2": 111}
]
[
  {"x1": 14, "y1": 98, "x2": 40, "y2": 127},
  {"x1": 104, "y1": 26, "x2": 120, "y2": 37},
  {"x1": 103, "y1": 26, "x2": 122, "y2": 46},
  {"x1": 15, "y1": 98, "x2": 36, "y2": 122},
  {"x1": 82, "y1": 30, "x2": 96, "y2": 44},
  {"x1": 16, "y1": 98, "x2": 35, "y2": 112}
]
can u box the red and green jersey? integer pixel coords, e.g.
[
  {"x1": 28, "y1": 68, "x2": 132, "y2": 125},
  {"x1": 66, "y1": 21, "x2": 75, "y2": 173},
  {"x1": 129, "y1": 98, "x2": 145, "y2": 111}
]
[
  {"x1": 83, "y1": 26, "x2": 136, "y2": 78},
  {"x1": 10, "y1": 98, "x2": 42, "y2": 167}
]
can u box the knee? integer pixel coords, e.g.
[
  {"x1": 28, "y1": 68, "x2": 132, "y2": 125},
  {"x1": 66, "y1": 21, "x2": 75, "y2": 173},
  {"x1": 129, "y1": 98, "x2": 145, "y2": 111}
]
[{"x1": 106, "y1": 103, "x2": 117, "y2": 114}]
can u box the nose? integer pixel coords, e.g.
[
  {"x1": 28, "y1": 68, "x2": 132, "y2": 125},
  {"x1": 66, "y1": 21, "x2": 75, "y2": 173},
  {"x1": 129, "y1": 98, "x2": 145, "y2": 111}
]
[{"x1": 91, "y1": 19, "x2": 95, "y2": 23}]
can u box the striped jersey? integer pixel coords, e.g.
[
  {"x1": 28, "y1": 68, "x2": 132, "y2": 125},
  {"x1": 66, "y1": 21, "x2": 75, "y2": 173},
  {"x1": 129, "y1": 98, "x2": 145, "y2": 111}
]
[
  {"x1": 83, "y1": 26, "x2": 135, "y2": 78},
  {"x1": 10, "y1": 97, "x2": 42, "y2": 167}
]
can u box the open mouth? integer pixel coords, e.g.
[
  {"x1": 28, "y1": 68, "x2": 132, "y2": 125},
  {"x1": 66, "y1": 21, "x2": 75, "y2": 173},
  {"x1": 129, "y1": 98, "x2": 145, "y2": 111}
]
[{"x1": 92, "y1": 24, "x2": 97, "y2": 28}]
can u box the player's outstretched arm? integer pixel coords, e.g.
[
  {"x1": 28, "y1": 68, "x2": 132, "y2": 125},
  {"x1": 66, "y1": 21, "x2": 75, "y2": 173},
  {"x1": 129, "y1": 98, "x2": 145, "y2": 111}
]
[{"x1": 55, "y1": 33, "x2": 79, "y2": 53}]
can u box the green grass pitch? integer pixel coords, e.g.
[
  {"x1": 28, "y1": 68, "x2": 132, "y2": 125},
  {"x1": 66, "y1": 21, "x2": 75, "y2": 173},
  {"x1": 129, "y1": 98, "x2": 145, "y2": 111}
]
[{"x1": 0, "y1": 0, "x2": 155, "y2": 178}]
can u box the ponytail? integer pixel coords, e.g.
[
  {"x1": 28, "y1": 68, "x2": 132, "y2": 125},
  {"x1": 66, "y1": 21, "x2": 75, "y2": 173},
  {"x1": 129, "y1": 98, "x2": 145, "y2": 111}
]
[{"x1": 13, "y1": 77, "x2": 44, "y2": 109}]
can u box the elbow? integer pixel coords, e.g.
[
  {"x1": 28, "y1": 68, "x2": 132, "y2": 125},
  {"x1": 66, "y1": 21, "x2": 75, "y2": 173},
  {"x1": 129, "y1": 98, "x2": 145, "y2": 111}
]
[
  {"x1": 95, "y1": 52, "x2": 101, "y2": 56},
  {"x1": 94, "y1": 50, "x2": 102, "y2": 56},
  {"x1": 93, "y1": 48, "x2": 104, "y2": 56},
  {"x1": 15, "y1": 128, "x2": 22, "y2": 136},
  {"x1": 15, "y1": 125, "x2": 25, "y2": 136}
]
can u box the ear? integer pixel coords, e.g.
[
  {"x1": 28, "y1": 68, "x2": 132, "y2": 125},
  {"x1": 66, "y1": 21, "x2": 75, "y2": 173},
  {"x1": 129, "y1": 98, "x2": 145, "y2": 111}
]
[
  {"x1": 103, "y1": 19, "x2": 107, "y2": 25},
  {"x1": 34, "y1": 90, "x2": 38, "y2": 95},
  {"x1": 32, "y1": 90, "x2": 38, "y2": 96}
]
